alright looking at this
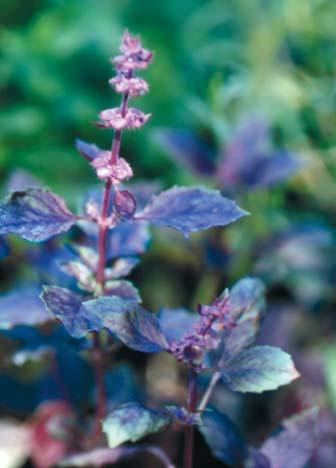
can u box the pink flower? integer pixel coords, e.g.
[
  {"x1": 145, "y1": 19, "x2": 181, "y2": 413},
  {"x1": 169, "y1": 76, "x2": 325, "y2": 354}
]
[
  {"x1": 112, "y1": 30, "x2": 153, "y2": 71},
  {"x1": 109, "y1": 75, "x2": 149, "y2": 97},
  {"x1": 91, "y1": 153, "x2": 133, "y2": 182},
  {"x1": 97, "y1": 107, "x2": 151, "y2": 130}
]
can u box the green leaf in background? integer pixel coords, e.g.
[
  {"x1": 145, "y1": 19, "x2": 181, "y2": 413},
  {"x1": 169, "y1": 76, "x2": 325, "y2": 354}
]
[{"x1": 102, "y1": 402, "x2": 171, "y2": 448}]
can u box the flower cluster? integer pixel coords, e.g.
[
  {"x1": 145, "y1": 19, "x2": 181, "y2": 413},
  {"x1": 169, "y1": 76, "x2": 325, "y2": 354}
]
[
  {"x1": 92, "y1": 30, "x2": 152, "y2": 189},
  {"x1": 168, "y1": 291, "x2": 235, "y2": 370}
]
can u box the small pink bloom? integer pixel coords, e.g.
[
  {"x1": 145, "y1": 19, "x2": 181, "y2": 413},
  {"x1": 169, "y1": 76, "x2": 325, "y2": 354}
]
[
  {"x1": 109, "y1": 75, "x2": 149, "y2": 96},
  {"x1": 91, "y1": 152, "x2": 133, "y2": 182},
  {"x1": 97, "y1": 107, "x2": 150, "y2": 130}
]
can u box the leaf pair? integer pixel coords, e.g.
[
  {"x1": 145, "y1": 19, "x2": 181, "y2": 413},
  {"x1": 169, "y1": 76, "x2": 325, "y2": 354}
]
[{"x1": 0, "y1": 185, "x2": 248, "y2": 242}]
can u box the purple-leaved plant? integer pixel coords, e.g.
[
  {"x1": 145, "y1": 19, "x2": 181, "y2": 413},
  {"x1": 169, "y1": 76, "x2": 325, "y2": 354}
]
[{"x1": 0, "y1": 31, "x2": 318, "y2": 468}]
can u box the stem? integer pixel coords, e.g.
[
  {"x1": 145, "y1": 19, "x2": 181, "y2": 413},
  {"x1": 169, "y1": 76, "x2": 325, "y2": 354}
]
[
  {"x1": 184, "y1": 369, "x2": 197, "y2": 468},
  {"x1": 109, "y1": 86, "x2": 131, "y2": 164},
  {"x1": 197, "y1": 371, "x2": 220, "y2": 412},
  {"x1": 90, "y1": 84, "x2": 131, "y2": 440}
]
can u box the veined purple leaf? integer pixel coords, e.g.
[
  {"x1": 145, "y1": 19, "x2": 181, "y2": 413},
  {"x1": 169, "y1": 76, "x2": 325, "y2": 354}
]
[
  {"x1": 103, "y1": 304, "x2": 168, "y2": 352},
  {"x1": 153, "y1": 128, "x2": 216, "y2": 176},
  {"x1": 260, "y1": 408, "x2": 318, "y2": 468},
  {"x1": 75, "y1": 139, "x2": 102, "y2": 161},
  {"x1": 0, "y1": 188, "x2": 77, "y2": 242},
  {"x1": 0, "y1": 287, "x2": 51, "y2": 329},
  {"x1": 158, "y1": 308, "x2": 197, "y2": 343},
  {"x1": 104, "y1": 280, "x2": 141, "y2": 302},
  {"x1": 41, "y1": 286, "x2": 134, "y2": 338},
  {"x1": 138, "y1": 186, "x2": 248, "y2": 237},
  {"x1": 220, "y1": 345, "x2": 299, "y2": 393},
  {"x1": 198, "y1": 409, "x2": 248, "y2": 467},
  {"x1": 103, "y1": 402, "x2": 171, "y2": 448}
]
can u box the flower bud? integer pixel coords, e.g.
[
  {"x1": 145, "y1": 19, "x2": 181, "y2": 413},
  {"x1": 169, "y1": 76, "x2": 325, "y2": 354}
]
[{"x1": 114, "y1": 190, "x2": 137, "y2": 220}]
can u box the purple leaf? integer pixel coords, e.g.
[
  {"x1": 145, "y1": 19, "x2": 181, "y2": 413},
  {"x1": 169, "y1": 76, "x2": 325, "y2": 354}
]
[
  {"x1": 0, "y1": 189, "x2": 77, "y2": 242},
  {"x1": 107, "y1": 221, "x2": 150, "y2": 259},
  {"x1": 198, "y1": 409, "x2": 248, "y2": 467},
  {"x1": 208, "y1": 278, "x2": 265, "y2": 367},
  {"x1": 153, "y1": 128, "x2": 216, "y2": 176},
  {"x1": 224, "y1": 277, "x2": 266, "y2": 357},
  {"x1": 103, "y1": 402, "x2": 171, "y2": 448},
  {"x1": 105, "y1": 280, "x2": 141, "y2": 302},
  {"x1": 0, "y1": 287, "x2": 51, "y2": 329},
  {"x1": 158, "y1": 308, "x2": 197, "y2": 343},
  {"x1": 260, "y1": 408, "x2": 318, "y2": 468},
  {"x1": 103, "y1": 304, "x2": 168, "y2": 352},
  {"x1": 75, "y1": 139, "x2": 102, "y2": 161},
  {"x1": 220, "y1": 345, "x2": 299, "y2": 393},
  {"x1": 41, "y1": 286, "x2": 135, "y2": 338},
  {"x1": 138, "y1": 186, "x2": 248, "y2": 237}
]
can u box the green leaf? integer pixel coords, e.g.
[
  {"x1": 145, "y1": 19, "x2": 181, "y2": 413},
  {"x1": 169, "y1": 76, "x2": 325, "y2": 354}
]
[
  {"x1": 103, "y1": 402, "x2": 171, "y2": 448},
  {"x1": 220, "y1": 345, "x2": 299, "y2": 393}
]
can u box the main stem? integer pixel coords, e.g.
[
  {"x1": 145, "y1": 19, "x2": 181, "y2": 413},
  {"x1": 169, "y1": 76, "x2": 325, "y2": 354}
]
[
  {"x1": 184, "y1": 369, "x2": 197, "y2": 468},
  {"x1": 91, "y1": 87, "x2": 131, "y2": 439}
]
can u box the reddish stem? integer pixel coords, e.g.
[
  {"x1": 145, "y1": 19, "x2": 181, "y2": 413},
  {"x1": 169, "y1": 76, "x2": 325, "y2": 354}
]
[
  {"x1": 91, "y1": 83, "x2": 131, "y2": 441},
  {"x1": 184, "y1": 370, "x2": 197, "y2": 468}
]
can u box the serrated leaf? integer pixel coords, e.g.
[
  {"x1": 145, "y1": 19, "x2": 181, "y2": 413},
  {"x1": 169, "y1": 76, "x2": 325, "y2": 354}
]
[
  {"x1": 138, "y1": 186, "x2": 248, "y2": 237},
  {"x1": 41, "y1": 286, "x2": 134, "y2": 338},
  {"x1": 260, "y1": 408, "x2": 318, "y2": 468},
  {"x1": 103, "y1": 304, "x2": 168, "y2": 352},
  {"x1": 0, "y1": 188, "x2": 77, "y2": 242},
  {"x1": 220, "y1": 345, "x2": 299, "y2": 393},
  {"x1": 103, "y1": 402, "x2": 171, "y2": 448},
  {"x1": 198, "y1": 409, "x2": 247, "y2": 467},
  {"x1": 0, "y1": 287, "x2": 51, "y2": 329}
]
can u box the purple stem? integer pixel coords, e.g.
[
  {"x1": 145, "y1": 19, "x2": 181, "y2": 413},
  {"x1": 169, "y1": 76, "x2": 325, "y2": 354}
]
[
  {"x1": 90, "y1": 83, "x2": 131, "y2": 440},
  {"x1": 184, "y1": 369, "x2": 197, "y2": 468}
]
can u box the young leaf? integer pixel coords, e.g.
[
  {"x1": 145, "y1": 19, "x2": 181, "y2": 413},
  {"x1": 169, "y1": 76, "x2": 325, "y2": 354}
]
[
  {"x1": 0, "y1": 287, "x2": 51, "y2": 329},
  {"x1": 104, "y1": 305, "x2": 168, "y2": 352},
  {"x1": 220, "y1": 345, "x2": 299, "y2": 393},
  {"x1": 138, "y1": 186, "x2": 248, "y2": 237},
  {"x1": 103, "y1": 402, "x2": 171, "y2": 448},
  {"x1": 260, "y1": 408, "x2": 318, "y2": 468},
  {"x1": 198, "y1": 409, "x2": 248, "y2": 467},
  {"x1": 41, "y1": 286, "x2": 135, "y2": 338},
  {"x1": 0, "y1": 188, "x2": 77, "y2": 242}
]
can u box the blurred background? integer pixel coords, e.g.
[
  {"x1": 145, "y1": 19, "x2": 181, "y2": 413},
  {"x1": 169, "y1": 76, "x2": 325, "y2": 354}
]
[{"x1": 1, "y1": 0, "x2": 336, "y2": 466}]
